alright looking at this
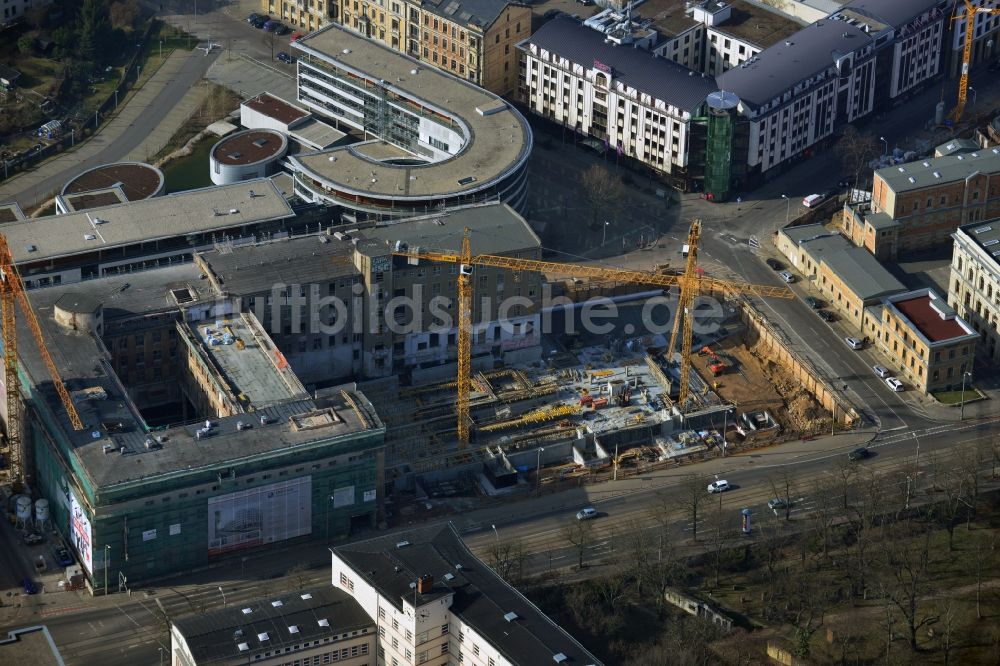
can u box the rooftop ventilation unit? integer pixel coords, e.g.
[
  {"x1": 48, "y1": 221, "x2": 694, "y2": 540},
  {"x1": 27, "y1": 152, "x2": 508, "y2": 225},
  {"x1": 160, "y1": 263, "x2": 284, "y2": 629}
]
[
  {"x1": 257, "y1": 632, "x2": 269, "y2": 642},
  {"x1": 908, "y1": 177, "x2": 915, "y2": 183},
  {"x1": 25, "y1": 244, "x2": 36, "y2": 252},
  {"x1": 974, "y1": 226, "x2": 992, "y2": 234},
  {"x1": 271, "y1": 600, "x2": 283, "y2": 607},
  {"x1": 231, "y1": 152, "x2": 242, "y2": 159},
  {"x1": 288, "y1": 625, "x2": 299, "y2": 634},
  {"x1": 933, "y1": 171, "x2": 941, "y2": 178},
  {"x1": 238, "y1": 643, "x2": 249, "y2": 652},
  {"x1": 396, "y1": 540, "x2": 411, "y2": 549},
  {"x1": 242, "y1": 608, "x2": 253, "y2": 615},
  {"x1": 504, "y1": 612, "x2": 519, "y2": 622},
  {"x1": 984, "y1": 239, "x2": 999, "y2": 247},
  {"x1": 553, "y1": 654, "x2": 568, "y2": 663},
  {"x1": 253, "y1": 138, "x2": 268, "y2": 148},
  {"x1": 301, "y1": 593, "x2": 313, "y2": 600},
  {"x1": 84, "y1": 234, "x2": 96, "y2": 241},
  {"x1": 318, "y1": 619, "x2": 330, "y2": 627}
]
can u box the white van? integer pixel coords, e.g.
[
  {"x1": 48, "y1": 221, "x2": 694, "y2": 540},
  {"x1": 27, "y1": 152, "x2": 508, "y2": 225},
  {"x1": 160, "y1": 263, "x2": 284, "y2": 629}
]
[{"x1": 802, "y1": 193, "x2": 827, "y2": 208}]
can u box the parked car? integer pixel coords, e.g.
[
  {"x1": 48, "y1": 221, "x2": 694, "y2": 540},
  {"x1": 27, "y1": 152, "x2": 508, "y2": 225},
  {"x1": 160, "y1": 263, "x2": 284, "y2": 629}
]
[
  {"x1": 767, "y1": 498, "x2": 787, "y2": 510},
  {"x1": 802, "y1": 193, "x2": 827, "y2": 208},
  {"x1": 290, "y1": 32, "x2": 304, "y2": 42},
  {"x1": 707, "y1": 480, "x2": 731, "y2": 494},
  {"x1": 263, "y1": 20, "x2": 281, "y2": 32},
  {"x1": 24, "y1": 533, "x2": 44, "y2": 546},
  {"x1": 576, "y1": 507, "x2": 598, "y2": 520},
  {"x1": 885, "y1": 376, "x2": 904, "y2": 392},
  {"x1": 817, "y1": 310, "x2": 836, "y2": 322},
  {"x1": 251, "y1": 16, "x2": 268, "y2": 28},
  {"x1": 247, "y1": 12, "x2": 261, "y2": 22},
  {"x1": 765, "y1": 258, "x2": 784, "y2": 271},
  {"x1": 848, "y1": 447, "x2": 871, "y2": 461},
  {"x1": 22, "y1": 578, "x2": 38, "y2": 594},
  {"x1": 778, "y1": 271, "x2": 795, "y2": 283},
  {"x1": 845, "y1": 336, "x2": 864, "y2": 350},
  {"x1": 276, "y1": 24, "x2": 291, "y2": 35},
  {"x1": 276, "y1": 51, "x2": 294, "y2": 63},
  {"x1": 805, "y1": 296, "x2": 823, "y2": 309},
  {"x1": 54, "y1": 546, "x2": 74, "y2": 567},
  {"x1": 872, "y1": 364, "x2": 890, "y2": 378}
]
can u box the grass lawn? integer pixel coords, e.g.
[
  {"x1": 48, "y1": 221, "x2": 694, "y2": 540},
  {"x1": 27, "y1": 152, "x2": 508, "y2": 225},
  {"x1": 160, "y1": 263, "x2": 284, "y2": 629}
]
[{"x1": 933, "y1": 388, "x2": 984, "y2": 405}]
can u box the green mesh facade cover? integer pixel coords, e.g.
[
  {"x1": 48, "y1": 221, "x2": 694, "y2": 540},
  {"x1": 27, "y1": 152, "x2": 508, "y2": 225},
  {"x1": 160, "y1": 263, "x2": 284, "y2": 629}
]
[{"x1": 704, "y1": 109, "x2": 734, "y2": 202}]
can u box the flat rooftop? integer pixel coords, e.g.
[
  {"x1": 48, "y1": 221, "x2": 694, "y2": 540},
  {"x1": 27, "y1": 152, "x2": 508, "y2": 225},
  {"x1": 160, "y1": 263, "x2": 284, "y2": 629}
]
[
  {"x1": 888, "y1": 291, "x2": 976, "y2": 344},
  {"x1": 212, "y1": 129, "x2": 287, "y2": 166},
  {"x1": 958, "y1": 220, "x2": 1000, "y2": 265},
  {"x1": 635, "y1": 0, "x2": 698, "y2": 36},
  {"x1": 335, "y1": 524, "x2": 604, "y2": 666},
  {"x1": 5, "y1": 179, "x2": 294, "y2": 264},
  {"x1": 0, "y1": 626, "x2": 65, "y2": 666},
  {"x1": 876, "y1": 146, "x2": 1000, "y2": 194},
  {"x1": 714, "y1": 0, "x2": 804, "y2": 48},
  {"x1": 292, "y1": 24, "x2": 531, "y2": 200},
  {"x1": 189, "y1": 314, "x2": 308, "y2": 408},
  {"x1": 243, "y1": 92, "x2": 310, "y2": 125},
  {"x1": 172, "y1": 587, "x2": 371, "y2": 664},
  {"x1": 61, "y1": 162, "x2": 164, "y2": 200},
  {"x1": 840, "y1": 0, "x2": 940, "y2": 29},
  {"x1": 0, "y1": 201, "x2": 26, "y2": 223},
  {"x1": 289, "y1": 117, "x2": 346, "y2": 150},
  {"x1": 58, "y1": 186, "x2": 129, "y2": 212}
]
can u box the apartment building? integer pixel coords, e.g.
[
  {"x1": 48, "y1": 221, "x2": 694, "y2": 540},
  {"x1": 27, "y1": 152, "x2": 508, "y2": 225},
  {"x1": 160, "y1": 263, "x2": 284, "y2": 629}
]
[
  {"x1": 263, "y1": 0, "x2": 333, "y2": 32},
  {"x1": 327, "y1": 0, "x2": 530, "y2": 95},
  {"x1": 945, "y1": 0, "x2": 1000, "y2": 77},
  {"x1": 695, "y1": 0, "x2": 803, "y2": 76},
  {"x1": 331, "y1": 524, "x2": 603, "y2": 666},
  {"x1": 776, "y1": 224, "x2": 905, "y2": 330},
  {"x1": 518, "y1": 16, "x2": 717, "y2": 186},
  {"x1": 950, "y1": 220, "x2": 1000, "y2": 363},
  {"x1": 867, "y1": 289, "x2": 977, "y2": 393},
  {"x1": 844, "y1": 145, "x2": 1000, "y2": 260}
]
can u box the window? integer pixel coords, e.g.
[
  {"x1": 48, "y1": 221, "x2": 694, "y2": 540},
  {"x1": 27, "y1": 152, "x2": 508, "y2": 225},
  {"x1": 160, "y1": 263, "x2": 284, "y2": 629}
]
[
  {"x1": 441, "y1": 644, "x2": 450, "y2": 654},
  {"x1": 441, "y1": 624, "x2": 449, "y2": 635},
  {"x1": 339, "y1": 573, "x2": 354, "y2": 592}
]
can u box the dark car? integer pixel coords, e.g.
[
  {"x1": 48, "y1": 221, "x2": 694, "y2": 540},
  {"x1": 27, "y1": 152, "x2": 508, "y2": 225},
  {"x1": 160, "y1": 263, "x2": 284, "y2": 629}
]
[
  {"x1": 276, "y1": 51, "x2": 296, "y2": 64},
  {"x1": 251, "y1": 15, "x2": 269, "y2": 28},
  {"x1": 22, "y1": 578, "x2": 38, "y2": 594},
  {"x1": 805, "y1": 296, "x2": 823, "y2": 309},
  {"x1": 24, "y1": 532, "x2": 44, "y2": 546},
  {"x1": 276, "y1": 24, "x2": 291, "y2": 35},
  {"x1": 263, "y1": 19, "x2": 282, "y2": 32},
  {"x1": 54, "y1": 547, "x2": 74, "y2": 567},
  {"x1": 848, "y1": 447, "x2": 871, "y2": 461},
  {"x1": 817, "y1": 310, "x2": 836, "y2": 322},
  {"x1": 247, "y1": 12, "x2": 261, "y2": 22},
  {"x1": 765, "y1": 258, "x2": 784, "y2": 271}
]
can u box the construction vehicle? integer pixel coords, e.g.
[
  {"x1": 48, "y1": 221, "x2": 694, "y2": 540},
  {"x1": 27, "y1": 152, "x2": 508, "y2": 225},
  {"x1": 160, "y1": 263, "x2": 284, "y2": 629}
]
[
  {"x1": 950, "y1": 0, "x2": 1000, "y2": 122},
  {"x1": 392, "y1": 221, "x2": 793, "y2": 447},
  {"x1": 699, "y1": 346, "x2": 727, "y2": 376},
  {"x1": 0, "y1": 235, "x2": 85, "y2": 491}
]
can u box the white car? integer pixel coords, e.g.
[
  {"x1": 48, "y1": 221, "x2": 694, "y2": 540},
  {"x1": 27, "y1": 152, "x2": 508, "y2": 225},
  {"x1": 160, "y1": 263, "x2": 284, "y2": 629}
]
[
  {"x1": 845, "y1": 337, "x2": 864, "y2": 350},
  {"x1": 707, "y1": 480, "x2": 731, "y2": 494},
  {"x1": 885, "y1": 377, "x2": 904, "y2": 392},
  {"x1": 576, "y1": 507, "x2": 597, "y2": 520},
  {"x1": 778, "y1": 271, "x2": 795, "y2": 283},
  {"x1": 872, "y1": 364, "x2": 889, "y2": 378}
]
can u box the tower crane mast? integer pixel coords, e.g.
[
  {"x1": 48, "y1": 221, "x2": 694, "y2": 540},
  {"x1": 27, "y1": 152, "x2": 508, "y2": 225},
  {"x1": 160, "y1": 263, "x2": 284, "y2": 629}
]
[
  {"x1": 950, "y1": 0, "x2": 1000, "y2": 122},
  {"x1": 0, "y1": 234, "x2": 84, "y2": 490}
]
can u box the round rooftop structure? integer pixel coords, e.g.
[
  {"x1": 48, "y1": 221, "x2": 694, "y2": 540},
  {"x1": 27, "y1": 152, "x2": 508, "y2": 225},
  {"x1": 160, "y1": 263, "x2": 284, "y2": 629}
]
[
  {"x1": 210, "y1": 129, "x2": 288, "y2": 186},
  {"x1": 706, "y1": 91, "x2": 740, "y2": 111},
  {"x1": 61, "y1": 161, "x2": 165, "y2": 201},
  {"x1": 53, "y1": 292, "x2": 103, "y2": 333}
]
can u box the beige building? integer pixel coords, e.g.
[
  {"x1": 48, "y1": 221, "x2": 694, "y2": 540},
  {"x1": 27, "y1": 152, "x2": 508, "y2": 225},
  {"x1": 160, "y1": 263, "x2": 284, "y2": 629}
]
[
  {"x1": 950, "y1": 220, "x2": 1000, "y2": 363},
  {"x1": 170, "y1": 587, "x2": 374, "y2": 665},
  {"x1": 867, "y1": 289, "x2": 977, "y2": 394},
  {"x1": 263, "y1": 0, "x2": 333, "y2": 33},
  {"x1": 321, "y1": 0, "x2": 530, "y2": 95},
  {"x1": 775, "y1": 224, "x2": 905, "y2": 331},
  {"x1": 843, "y1": 145, "x2": 1000, "y2": 261}
]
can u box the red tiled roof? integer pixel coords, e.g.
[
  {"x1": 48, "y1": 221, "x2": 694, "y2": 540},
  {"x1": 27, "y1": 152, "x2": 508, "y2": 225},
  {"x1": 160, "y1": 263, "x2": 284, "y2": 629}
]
[{"x1": 893, "y1": 296, "x2": 970, "y2": 343}]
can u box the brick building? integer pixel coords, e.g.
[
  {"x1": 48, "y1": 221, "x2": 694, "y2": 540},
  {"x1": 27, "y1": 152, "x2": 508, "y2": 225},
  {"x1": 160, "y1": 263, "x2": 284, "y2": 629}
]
[
  {"x1": 844, "y1": 145, "x2": 1000, "y2": 260},
  {"x1": 866, "y1": 289, "x2": 977, "y2": 393}
]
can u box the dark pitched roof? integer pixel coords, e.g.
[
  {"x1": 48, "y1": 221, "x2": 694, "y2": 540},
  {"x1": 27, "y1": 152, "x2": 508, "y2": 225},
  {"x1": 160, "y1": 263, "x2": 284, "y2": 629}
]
[
  {"x1": 335, "y1": 524, "x2": 603, "y2": 665},
  {"x1": 172, "y1": 587, "x2": 372, "y2": 664},
  {"x1": 521, "y1": 16, "x2": 717, "y2": 112},
  {"x1": 841, "y1": 0, "x2": 942, "y2": 29},
  {"x1": 421, "y1": 0, "x2": 521, "y2": 30},
  {"x1": 717, "y1": 19, "x2": 873, "y2": 108},
  {"x1": 0, "y1": 64, "x2": 21, "y2": 84}
]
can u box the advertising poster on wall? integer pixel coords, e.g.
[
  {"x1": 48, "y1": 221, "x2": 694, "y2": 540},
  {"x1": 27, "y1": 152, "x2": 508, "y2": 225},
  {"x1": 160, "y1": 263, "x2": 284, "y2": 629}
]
[
  {"x1": 69, "y1": 489, "x2": 94, "y2": 574},
  {"x1": 207, "y1": 476, "x2": 312, "y2": 556}
]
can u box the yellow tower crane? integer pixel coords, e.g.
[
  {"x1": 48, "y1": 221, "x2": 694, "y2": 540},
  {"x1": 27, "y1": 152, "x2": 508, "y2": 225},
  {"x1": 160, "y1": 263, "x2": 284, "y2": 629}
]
[
  {"x1": 394, "y1": 222, "x2": 793, "y2": 447},
  {"x1": 951, "y1": 0, "x2": 1000, "y2": 122},
  {"x1": 0, "y1": 234, "x2": 85, "y2": 491}
]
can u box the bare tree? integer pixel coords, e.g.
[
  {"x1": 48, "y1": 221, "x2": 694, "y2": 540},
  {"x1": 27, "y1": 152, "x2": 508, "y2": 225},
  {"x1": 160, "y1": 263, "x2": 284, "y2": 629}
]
[
  {"x1": 834, "y1": 125, "x2": 880, "y2": 187},
  {"x1": 286, "y1": 563, "x2": 313, "y2": 590},
  {"x1": 832, "y1": 458, "x2": 858, "y2": 510},
  {"x1": 773, "y1": 570, "x2": 829, "y2": 658},
  {"x1": 679, "y1": 474, "x2": 707, "y2": 542},
  {"x1": 487, "y1": 537, "x2": 526, "y2": 585},
  {"x1": 580, "y1": 164, "x2": 624, "y2": 229},
  {"x1": 707, "y1": 502, "x2": 730, "y2": 588},
  {"x1": 939, "y1": 599, "x2": 959, "y2": 666},
  {"x1": 879, "y1": 526, "x2": 935, "y2": 651},
  {"x1": 562, "y1": 520, "x2": 594, "y2": 570},
  {"x1": 593, "y1": 570, "x2": 631, "y2": 617},
  {"x1": 767, "y1": 469, "x2": 796, "y2": 522}
]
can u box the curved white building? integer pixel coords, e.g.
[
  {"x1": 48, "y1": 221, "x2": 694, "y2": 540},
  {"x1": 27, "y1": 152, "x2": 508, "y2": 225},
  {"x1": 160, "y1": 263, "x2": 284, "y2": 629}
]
[
  {"x1": 209, "y1": 129, "x2": 288, "y2": 186},
  {"x1": 289, "y1": 23, "x2": 532, "y2": 222}
]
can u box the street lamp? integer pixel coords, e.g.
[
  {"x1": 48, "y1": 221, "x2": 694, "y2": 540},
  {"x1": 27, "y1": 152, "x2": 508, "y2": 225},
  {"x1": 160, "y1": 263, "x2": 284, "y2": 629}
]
[
  {"x1": 781, "y1": 194, "x2": 790, "y2": 225},
  {"x1": 602, "y1": 220, "x2": 610, "y2": 246},
  {"x1": 960, "y1": 370, "x2": 973, "y2": 420},
  {"x1": 879, "y1": 136, "x2": 888, "y2": 157},
  {"x1": 491, "y1": 524, "x2": 499, "y2": 544},
  {"x1": 218, "y1": 585, "x2": 227, "y2": 607},
  {"x1": 159, "y1": 647, "x2": 164, "y2": 666},
  {"x1": 535, "y1": 447, "x2": 545, "y2": 497},
  {"x1": 969, "y1": 87, "x2": 977, "y2": 112}
]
